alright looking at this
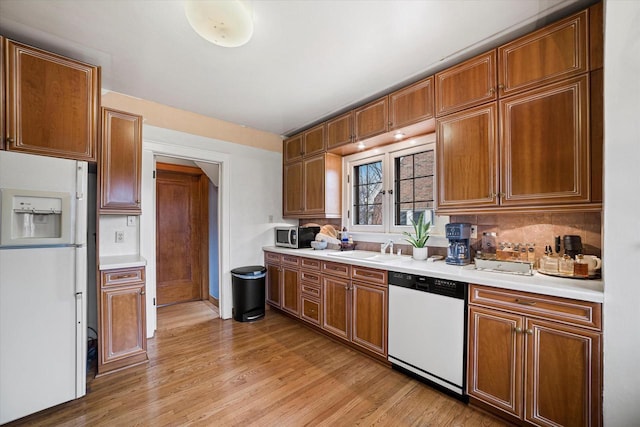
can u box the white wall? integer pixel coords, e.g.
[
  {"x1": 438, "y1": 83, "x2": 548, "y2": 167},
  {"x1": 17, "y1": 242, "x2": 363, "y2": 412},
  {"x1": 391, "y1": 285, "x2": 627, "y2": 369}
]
[
  {"x1": 141, "y1": 125, "x2": 283, "y2": 328},
  {"x1": 602, "y1": 1, "x2": 640, "y2": 425}
]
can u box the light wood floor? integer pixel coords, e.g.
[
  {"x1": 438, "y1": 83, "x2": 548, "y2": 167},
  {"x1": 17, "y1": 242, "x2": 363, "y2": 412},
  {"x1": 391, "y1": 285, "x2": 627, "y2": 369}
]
[{"x1": 9, "y1": 301, "x2": 505, "y2": 426}]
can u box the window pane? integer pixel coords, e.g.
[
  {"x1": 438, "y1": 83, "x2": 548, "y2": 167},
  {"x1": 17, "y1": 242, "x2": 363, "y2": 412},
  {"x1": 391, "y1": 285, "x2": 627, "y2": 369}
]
[
  {"x1": 415, "y1": 151, "x2": 434, "y2": 177},
  {"x1": 397, "y1": 155, "x2": 413, "y2": 180},
  {"x1": 370, "y1": 204, "x2": 383, "y2": 225},
  {"x1": 353, "y1": 160, "x2": 383, "y2": 226},
  {"x1": 394, "y1": 149, "x2": 435, "y2": 227},
  {"x1": 399, "y1": 180, "x2": 413, "y2": 203},
  {"x1": 414, "y1": 176, "x2": 433, "y2": 202}
]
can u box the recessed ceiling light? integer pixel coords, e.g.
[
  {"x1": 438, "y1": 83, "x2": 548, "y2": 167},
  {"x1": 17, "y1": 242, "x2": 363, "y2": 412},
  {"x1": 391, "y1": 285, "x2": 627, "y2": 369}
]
[
  {"x1": 394, "y1": 132, "x2": 405, "y2": 140},
  {"x1": 184, "y1": 0, "x2": 254, "y2": 48},
  {"x1": 357, "y1": 141, "x2": 365, "y2": 150}
]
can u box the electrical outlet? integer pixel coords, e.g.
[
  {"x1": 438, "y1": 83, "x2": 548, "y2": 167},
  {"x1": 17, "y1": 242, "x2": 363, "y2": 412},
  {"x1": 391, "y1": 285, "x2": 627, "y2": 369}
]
[
  {"x1": 127, "y1": 216, "x2": 136, "y2": 226},
  {"x1": 470, "y1": 225, "x2": 478, "y2": 239},
  {"x1": 115, "y1": 230, "x2": 125, "y2": 243}
]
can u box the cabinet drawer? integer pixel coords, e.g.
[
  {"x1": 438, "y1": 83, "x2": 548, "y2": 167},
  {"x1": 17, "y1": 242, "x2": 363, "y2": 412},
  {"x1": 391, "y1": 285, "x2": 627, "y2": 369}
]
[
  {"x1": 282, "y1": 255, "x2": 300, "y2": 267},
  {"x1": 469, "y1": 284, "x2": 601, "y2": 331},
  {"x1": 322, "y1": 261, "x2": 351, "y2": 278},
  {"x1": 301, "y1": 282, "x2": 321, "y2": 298},
  {"x1": 101, "y1": 267, "x2": 145, "y2": 287},
  {"x1": 352, "y1": 266, "x2": 387, "y2": 286},
  {"x1": 301, "y1": 257, "x2": 321, "y2": 271},
  {"x1": 265, "y1": 252, "x2": 281, "y2": 264},
  {"x1": 300, "y1": 270, "x2": 321, "y2": 286},
  {"x1": 301, "y1": 296, "x2": 321, "y2": 326}
]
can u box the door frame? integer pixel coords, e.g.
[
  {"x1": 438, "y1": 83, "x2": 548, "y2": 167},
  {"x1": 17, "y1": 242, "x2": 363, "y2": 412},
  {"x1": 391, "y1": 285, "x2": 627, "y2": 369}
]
[
  {"x1": 155, "y1": 162, "x2": 209, "y2": 305},
  {"x1": 141, "y1": 140, "x2": 231, "y2": 338}
]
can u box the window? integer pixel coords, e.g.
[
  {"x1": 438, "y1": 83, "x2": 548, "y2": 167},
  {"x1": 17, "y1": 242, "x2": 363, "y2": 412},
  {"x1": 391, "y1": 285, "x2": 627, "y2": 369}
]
[{"x1": 344, "y1": 134, "x2": 437, "y2": 234}]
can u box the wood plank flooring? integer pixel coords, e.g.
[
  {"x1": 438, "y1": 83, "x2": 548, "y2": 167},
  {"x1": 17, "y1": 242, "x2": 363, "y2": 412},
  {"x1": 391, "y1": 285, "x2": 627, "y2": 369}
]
[{"x1": 8, "y1": 302, "x2": 505, "y2": 426}]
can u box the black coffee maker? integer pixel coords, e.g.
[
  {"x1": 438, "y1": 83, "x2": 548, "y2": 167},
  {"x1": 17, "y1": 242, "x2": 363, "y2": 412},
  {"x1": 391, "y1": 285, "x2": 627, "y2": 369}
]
[
  {"x1": 563, "y1": 235, "x2": 583, "y2": 259},
  {"x1": 446, "y1": 223, "x2": 472, "y2": 265}
]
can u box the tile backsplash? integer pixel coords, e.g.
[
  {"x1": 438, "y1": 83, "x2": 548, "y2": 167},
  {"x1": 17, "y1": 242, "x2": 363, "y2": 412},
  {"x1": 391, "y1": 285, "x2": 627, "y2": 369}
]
[{"x1": 452, "y1": 212, "x2": 602, "y2": 259}]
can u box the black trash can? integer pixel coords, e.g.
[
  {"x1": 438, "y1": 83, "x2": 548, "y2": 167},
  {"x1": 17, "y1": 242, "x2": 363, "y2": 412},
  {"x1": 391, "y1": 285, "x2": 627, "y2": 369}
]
[{"x1": 231, "y1": 265, "x2": 267, "y2": 322}]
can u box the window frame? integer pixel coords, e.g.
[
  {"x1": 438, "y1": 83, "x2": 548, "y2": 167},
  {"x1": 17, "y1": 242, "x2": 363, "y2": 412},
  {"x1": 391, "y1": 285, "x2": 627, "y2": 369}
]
[{"x1": 343, "y1": 134, "x2": 437, "y2": 235}]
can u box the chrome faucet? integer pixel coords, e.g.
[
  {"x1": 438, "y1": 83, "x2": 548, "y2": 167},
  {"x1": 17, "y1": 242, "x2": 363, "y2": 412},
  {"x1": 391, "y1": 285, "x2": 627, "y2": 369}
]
[{"x1": 381, "y1": 239, "x2": 394, "y2": 254}]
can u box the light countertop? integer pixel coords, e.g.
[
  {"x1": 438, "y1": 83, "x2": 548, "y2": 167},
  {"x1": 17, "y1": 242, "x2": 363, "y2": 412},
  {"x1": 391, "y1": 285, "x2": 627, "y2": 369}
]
[
  {"x1": 263, "y1": 246, "x2": 604, "y2": 303},
  {"x1": 99, "y1": 254, "x2": 147, "y2": 271}
]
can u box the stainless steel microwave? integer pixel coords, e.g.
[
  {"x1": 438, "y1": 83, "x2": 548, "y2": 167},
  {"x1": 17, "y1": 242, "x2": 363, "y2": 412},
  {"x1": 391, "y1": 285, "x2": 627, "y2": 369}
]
[{"x1": 274, "y1": 226, "x2": 320, "y2": 248}]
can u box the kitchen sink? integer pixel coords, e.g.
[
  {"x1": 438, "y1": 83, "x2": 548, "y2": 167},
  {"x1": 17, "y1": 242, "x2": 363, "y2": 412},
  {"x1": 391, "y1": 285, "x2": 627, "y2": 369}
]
[{"x1": 327, "y1": 251, "x2": 410, "y2": 264}]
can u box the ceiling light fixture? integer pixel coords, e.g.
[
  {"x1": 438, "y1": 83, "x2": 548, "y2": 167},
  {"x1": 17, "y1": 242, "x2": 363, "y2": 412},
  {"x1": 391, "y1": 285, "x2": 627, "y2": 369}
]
[
  {"x1": 394, "y1": 132, "x2": 405, "y2": 140},
  {"x1": 184, "y1": 0, "x2": 254, "y2": 48},
  {"x1": 357, "y1": 141, "x2": 366, "y2": 150}
]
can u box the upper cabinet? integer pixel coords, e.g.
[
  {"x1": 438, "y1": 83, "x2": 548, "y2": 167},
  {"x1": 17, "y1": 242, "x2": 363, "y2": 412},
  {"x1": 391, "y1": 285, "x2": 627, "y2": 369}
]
[
  {"x1": 354, "y1": 97, "x2": 389, "y2": 141},
  {"x1": 283, "y1": 153, "x2": 341, "y2": 218},
  {"x1": 99, "y1": 107, "x2": 143, "y2": 214},
  {"x1": 327, "y1": 111, "x2": 354, "y2": 151},
  {"x1": 435, "y1": 51, "x2": 497, "y2": 117},
  {"x1": 4, "y1": 39, "x2": 100, "y2": 162},
  {"x1": 283, "y1": 134, "x2": 303, "y2": 163},
  {"x1": 283, "y1": 123, "x2": 326, "y2": 163},
  {"x1": 497, "y1": 10, "x2": 588, "y2": 97},
  {"x1": 389, "y1": 76, "x2": 434, "y2": 129}
]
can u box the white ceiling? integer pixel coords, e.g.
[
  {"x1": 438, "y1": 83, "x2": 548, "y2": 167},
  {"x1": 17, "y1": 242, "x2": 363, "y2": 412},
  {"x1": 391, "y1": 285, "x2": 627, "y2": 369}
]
[{"x1": 0, "y1": 0, "x2": 594, "y2": 137}]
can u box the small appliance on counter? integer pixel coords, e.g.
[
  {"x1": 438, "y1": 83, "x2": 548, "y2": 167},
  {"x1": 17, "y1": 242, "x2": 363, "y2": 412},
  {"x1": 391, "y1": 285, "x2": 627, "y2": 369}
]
[
  {"x1": 446, "y1": 223, "x2": 471, "y2": 265},
  {"x1": 274, "y1": 225, "x2": 320, "y2": 248}
]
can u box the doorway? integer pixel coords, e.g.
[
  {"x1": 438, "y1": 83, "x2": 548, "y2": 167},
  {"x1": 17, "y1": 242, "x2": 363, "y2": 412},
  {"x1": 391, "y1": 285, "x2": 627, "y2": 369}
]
[{"x1": 155, "y1": 162, "x2": 209, "y2": 306}]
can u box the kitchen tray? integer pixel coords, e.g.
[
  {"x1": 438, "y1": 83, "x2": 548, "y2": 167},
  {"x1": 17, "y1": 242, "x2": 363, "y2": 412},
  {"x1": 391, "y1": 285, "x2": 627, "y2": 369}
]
[
  {"x1": 537, "y1": 269, "x2": 600, "y2": 280},
  {"x1": 474, "y1": 258, "x2": 534, "y2": 276}
]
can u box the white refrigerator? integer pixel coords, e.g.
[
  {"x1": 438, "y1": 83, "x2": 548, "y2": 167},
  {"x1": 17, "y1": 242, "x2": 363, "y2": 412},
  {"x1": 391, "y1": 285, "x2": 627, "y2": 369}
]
[{"x1": 0, "y1": 151, "x2": 87, "y2": 424}]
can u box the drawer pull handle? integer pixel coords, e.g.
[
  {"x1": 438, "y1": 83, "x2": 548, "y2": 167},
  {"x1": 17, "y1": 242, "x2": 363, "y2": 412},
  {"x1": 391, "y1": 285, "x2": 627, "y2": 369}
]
[
  {"x1": 515, "y1": 299, "x2": 536, "y2": 306},
  {"x1": 111, "y1": 274, "x2": 136, "y2": 280}
]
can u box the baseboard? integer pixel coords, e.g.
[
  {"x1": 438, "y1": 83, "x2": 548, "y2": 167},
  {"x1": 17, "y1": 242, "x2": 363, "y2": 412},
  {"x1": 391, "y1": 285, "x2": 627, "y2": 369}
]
[{"x1": 208, "y1": 295, "x2": 219, "y2": 307}]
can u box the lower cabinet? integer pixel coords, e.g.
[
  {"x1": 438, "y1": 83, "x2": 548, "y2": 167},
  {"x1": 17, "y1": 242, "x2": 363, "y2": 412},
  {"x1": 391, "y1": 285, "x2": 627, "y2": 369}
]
[
  {"x1": 322, "y1": 275, "x2": 351, "y2": 340},
  {"x1": 467, "y1": 284, "x2": 602, "y2": 427},
  {"x1": 98, "y1": 267, "x2": 148, "y2": 375}
]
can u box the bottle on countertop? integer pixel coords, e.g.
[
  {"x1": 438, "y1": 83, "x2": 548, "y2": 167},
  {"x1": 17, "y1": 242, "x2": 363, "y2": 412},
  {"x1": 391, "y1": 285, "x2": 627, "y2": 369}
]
[{"x1": 341, "y1": 227, "x2": 349, "y2": 244}]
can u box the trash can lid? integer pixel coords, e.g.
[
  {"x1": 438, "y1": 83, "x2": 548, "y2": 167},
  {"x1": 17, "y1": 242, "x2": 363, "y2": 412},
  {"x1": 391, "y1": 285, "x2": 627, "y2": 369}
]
[{"x1": 231, "y1": 265, "x2": 267, "y2": 276}]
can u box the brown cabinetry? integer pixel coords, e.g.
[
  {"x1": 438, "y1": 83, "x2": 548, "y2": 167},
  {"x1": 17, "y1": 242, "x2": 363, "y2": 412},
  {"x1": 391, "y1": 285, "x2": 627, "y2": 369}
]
[
  {"x1": 281, "y1": 255, "x2": 300, "y2": 316},
  {"x1": 283, "y1": 123, "x2": 326, "y2": 164},
  {"x1": 351, "y1": 273, "x2": 387, "y2": 356},
  {"x1": 98, "y1": 267, "x2": 147, "y2": 375},
  {"x1": 99, "y1": 107, "x2": 143, "y2": 214},
  {"x1": 389, "y1": 76, "x2": 435, "y2": 130},
  {"x1": 327, "y1": 111, "x2": 354, "y2": 150},
  {"x1": 322, "y1": 274, "x2": 351, "y2": 340},
  {"x1": 435, "y1": 51, "x2": 497, "y2": 117},
  {"x1": 283, "y1": 153, "x2": 341, "y2": 218},
  {"x1": 498, "y1": 10, "x2": 588, "y2": 97},
  {"x1": 4, "y1": 39, "x2": 100, "y2": 161},
  {"x1": 265, "y1": 253, "x2": 282, "y2": 307},
  {"x1": 355, "y1": 97, "x2": 388, "y2": 141},
  {"x1": 300, "y1": 258, "x2": 322, "y2": 326},
  {"x1": 467, "y1": 284, "x2": 602, "y2": 426}
]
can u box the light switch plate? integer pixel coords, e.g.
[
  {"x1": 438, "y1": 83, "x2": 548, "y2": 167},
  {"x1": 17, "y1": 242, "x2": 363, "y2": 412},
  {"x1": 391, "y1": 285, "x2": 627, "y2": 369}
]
[{"x1": 127, "y1": 216, "x2": 136, "y2": 226}]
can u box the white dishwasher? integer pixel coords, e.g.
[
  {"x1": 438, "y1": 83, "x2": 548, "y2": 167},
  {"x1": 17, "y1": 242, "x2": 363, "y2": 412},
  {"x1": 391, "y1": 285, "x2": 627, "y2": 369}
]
[{"x1": 388, "y1": 271, "x2": 467, "y2": 399}]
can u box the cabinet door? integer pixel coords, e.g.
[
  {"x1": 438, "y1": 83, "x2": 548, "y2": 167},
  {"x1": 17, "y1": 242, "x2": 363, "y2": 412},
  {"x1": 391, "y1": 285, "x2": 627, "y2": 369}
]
[
  {"x1": 468, "y1": 306, "x2": 523, "y2": 419},
  {"x1": 284, "y1": 134, "x2": 303, "y2": 163},
  {"x1": 100, "y1": 108, "x2": 143, "y2": 213},
  {"x1": 281, "y1": 266, "x2": 300, "y2": 316},
  {"x1": 265, "y1": 263, "x2": 281, "y2": 307},
  {"x1": 389, "y1": 76, "x2": 434, "y2": 129},
  {"x1": 500, "y1": 76, "x2": 589, "y2": 206},
  {"x1": 322, "y1": 276, "x2": 350, "y2": 340},
  {"x1": 435, "y1": 50, "x2": 497, "y2": 117},
  {"x1": 283, "y1": 161, "x2": 303, "y2": 216},
  {"x1": 498, "y1": 10, "x2": 588, "y2": 97},
  {"x1": 327, "y1": 111, "x2": 354, "y2": 150},
  {"x1": 100, "y1": 284, "x2": 146, "y2": 368},
  {"x1": 525, "y1": 318, "x2": 601, "y2": 427},
  {"x1": 301, "y1": 296, "x2": 321, "y2": 326},
  {"x1": 351, "y1": 282, "x2": 387, "y2": 356},
  {"x1": 436, "y1": 103, "x2": 499, "y2": 210},
  {"x1": 355, "y1": 97, "x2": 388, "y2": 141},
  {"x1": 303, "y1": 155, "x2": 326, "y2": 213},
  {"x1": 6, "y1": 40, "x2": 99, "y2": 161},
  {"x1": 303, "y1": 124, "x2": 326, "y2": 157}
]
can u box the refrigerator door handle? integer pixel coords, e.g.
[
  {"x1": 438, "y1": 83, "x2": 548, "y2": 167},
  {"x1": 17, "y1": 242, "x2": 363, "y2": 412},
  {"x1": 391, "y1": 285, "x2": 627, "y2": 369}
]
[
  {"x1": 74, "y1": 162, "x2": 88, "y2": 246},
  {"x1": 75, "y1": 291, "x2": 86, "y2": 398}
]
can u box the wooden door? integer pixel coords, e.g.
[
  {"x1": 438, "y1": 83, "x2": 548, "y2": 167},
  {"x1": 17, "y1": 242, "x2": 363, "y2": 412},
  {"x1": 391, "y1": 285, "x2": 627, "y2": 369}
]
[
  {"x1": 467, "y1": 306, "x2": 523, "y2": 419},
  {"x1": 322, "y1": 276, "x2": 350, "y2": 340},
  {"x1": 524, "y1": 318, "x2": 602, "y2": 427},
  {"x1": 351, "y1": 282, "x2": 387, "y2": 356},
  {"x1": 303, "y1": 155, "x2": 326, "y2": 214},
  {"x1": 389, "y1": 76, "x2": 434, "y2": 130},
  {"x1": 436, "y1": 103, "x2": 499, "y2": 210},
  {"x1": 99, "y1": 108, "x2": 142, "y2": 213},
  {"x1": 500, "y1": 76, "x2": 589, "y2": 206},
  {"x1": 327, "y1": 111, "x2": 353, "y2": 150},
  {"x1": 5, "y1": 40, "x2": 99, "y2": 161},
  {"x1": 355, "y1": 97, "x2": 388, "y2": 141},
  {"x1": 281, "y1": 266, "x2": 300, "y2": 316},
  {"x1": 283, "y1": 161, "x2": 303, "y2": 216},
  {"x1": 100, "y1": 283, "x2": 146, "y2": 366},
  {"x1": 303, "y1": 124, "x2": 326, "y2": 157},
  {"x1": 265, "y1": 263, "x2": 282, "y2": 307},
  {"x1": 435, "y1": 50, "x2": 497, "y2": 117},
  {"x1": 156, "y1": 164, "x2": 208, "y2": 306},
  {"x1": 284, "y1": 134, "x2": 303, "y2": 163},
  {"x1": 498, "y1": 10, "x2": 588, "y2": 97}
]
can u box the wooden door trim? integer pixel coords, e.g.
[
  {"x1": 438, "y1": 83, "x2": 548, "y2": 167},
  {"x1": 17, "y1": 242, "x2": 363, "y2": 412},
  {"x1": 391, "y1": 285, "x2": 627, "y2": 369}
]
[{"x1": 156, "y1": 162, "x2": 210, "y2": 303}]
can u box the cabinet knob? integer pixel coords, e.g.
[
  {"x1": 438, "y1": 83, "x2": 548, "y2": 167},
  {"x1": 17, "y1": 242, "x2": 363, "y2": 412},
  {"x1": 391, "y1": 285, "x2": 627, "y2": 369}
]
[
  {"x1": 525, "y1": 329, "x2": 533, "y2": 335},
  {"x1": 488, "y1": 87, "x2": 495, "y2": 95},
  {"x1": 6, "y1": 137, "x2": 15, "y2": 145},
  {"x1": 514, "y1": 327, "x2": 523, "y2": 334},
  {"x1": 498, "y1": 84, "x2": 505, "y2": 90},
  {"x1": 388, "y1": 122, "x2": 393, "y2": 127},
  {"x1": 140, "y1": 290, "x2": 145, "y2": 295}
]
